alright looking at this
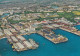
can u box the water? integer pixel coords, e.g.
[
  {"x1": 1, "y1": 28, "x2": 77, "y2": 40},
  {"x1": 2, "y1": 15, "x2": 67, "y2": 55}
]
[
  {"x1": 52, "y1": 6, "x2": 58, "y2": 9},
  {"x1": 0, "y1": 13, "x2": 10, "y2": 19},
  {"x1": 74, "y1": 25, "x2": 80, "y2": 30},
  {"x1": 0, "y1": 27, "x2": 80, "y2": 56}
]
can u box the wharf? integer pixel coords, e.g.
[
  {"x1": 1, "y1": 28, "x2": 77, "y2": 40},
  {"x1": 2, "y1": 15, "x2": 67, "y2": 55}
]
[
  {"x1": 7, "y1": 35, "x2": 39, "y2": 52},
  {"x1": 29, "y1": 39, "x2": 39, "y2": 49},
  {"x1": 38, "y1": 30, "x2": 68, "y2": 44},
  {"x1": 20, "y1": 31, "x2": 36, "y2": 35},
  {"x1": 60, "y1": 27, "x2": 80, "y2": 36}
]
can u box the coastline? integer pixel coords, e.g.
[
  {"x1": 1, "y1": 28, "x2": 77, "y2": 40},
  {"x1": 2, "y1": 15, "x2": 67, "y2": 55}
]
[
  {"x1": 0, "y1": 30, "x2": 80, "y2": 56},
  {"x1": 0, "y1": 37, "x2": 6, "y2": 40}
]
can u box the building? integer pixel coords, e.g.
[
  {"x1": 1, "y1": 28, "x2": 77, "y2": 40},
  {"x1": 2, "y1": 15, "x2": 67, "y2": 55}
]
[
  {"x1": 23, "y1": 41, "x2": 32, "y2": 49},
  {"x1": 9, "y1": 28, "x2": 17, "y2": 34},
  {"x1": 4, "y1": 29, "x2": 13, "y2": 36},
  {"x1": 0, "y1": 32, "x2": 4, "y2": 38},
  {"x1": 17, "y1": 35, "x2": 26, "y2": 41}
]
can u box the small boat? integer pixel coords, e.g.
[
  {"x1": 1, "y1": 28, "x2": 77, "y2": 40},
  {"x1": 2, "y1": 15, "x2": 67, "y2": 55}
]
[
  {"x1": 12, "y1": 46, "x2": 14, "y2": 48},
  {"x1": 29, "y1": 39, "x2": 39, "y2": 49},
  {"x1": 13, "y1": 49, "x2": 16, "y2": 51}
]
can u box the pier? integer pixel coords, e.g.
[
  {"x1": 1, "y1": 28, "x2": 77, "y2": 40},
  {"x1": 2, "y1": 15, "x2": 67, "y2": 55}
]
[
  {"x1": 60, "y1": 27, "x2": 80, "y2": 36},
  {"x1": 7, "y1": 35, "x2": 39, "y2": 52},
  {"x1": 38, "y1": 29, "x2": 68, "y2": 44},
  {"x1": 29, "y1": 39, "x2": 39, "y2": 49}
]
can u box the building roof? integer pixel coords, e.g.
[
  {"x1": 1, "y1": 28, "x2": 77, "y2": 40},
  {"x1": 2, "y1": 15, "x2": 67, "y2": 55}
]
[
  {"x1": 23, "y1": 41, "x2": 32, "y2": 48},
  {"x1": 4, "y1": 29, "x2": 12, "y2": 35},
  {"x1": 51, "y1": 34, "x2": 58, "y2": 38},
  {"x1": 9, "y1": 28, "x2": 16, "y2": 32},
  {"x1": 46, "y1": 35, "x2": 53, "y2": 39},
  {"x1": 0, "y1": 32, "x2": 4, "y2": 36},
  {"x1": 17, "y1": 35, "x2": 26, "y2": 41},
  {"x1": 43, "y1": 30, "x2": 50, "y2": 34},
  {"x1": 11, "y1": 36, "x2": 18, "y2": 42},
  {"x1": 15, "y1": 42, "x2": 25, "y2": 49}
]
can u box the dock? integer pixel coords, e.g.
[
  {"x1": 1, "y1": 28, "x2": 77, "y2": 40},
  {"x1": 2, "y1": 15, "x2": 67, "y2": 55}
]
[
  {"x1": 23, "y1": 41, "x2": 32, "y2": 49},
  {"x1": 13, "y1": 42, "x2": 26, "y2": 51},
  {"x1": 7, "y1": 35, "x2": 39, "y2": 52},
  {"x1": 38, "y1": 29, "x2": 68, "y2": 44},
  {"x1": 16, "y1": 35, "x2": 26, "y2": 41},
  {"x1": 60, "y1": 27, "x2": 80, "y2": 36},
  {"x1": 11, "y1": 36, "x2": 18, "y2": 43},
  {"x1": 29, "y1": 39, "x2": 39, "y2": 49}
]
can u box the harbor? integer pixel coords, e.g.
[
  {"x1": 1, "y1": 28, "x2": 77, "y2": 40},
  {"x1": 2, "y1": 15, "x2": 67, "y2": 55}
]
[
  {"x1": 0, "y1": 31, "x2": 80, "y2": 56},
  {"x1": 38, "y1": 28, "x2": 68, "y2": 44},
  {"x1": 60, "y1": 27, "x2": 80, "y2": 36},
  {"x1": 0, "y1": 0, "x2": 80, "y2": 56},
  {"x1": 7, "y1": 35, "x2": 39, "y2": 52}
]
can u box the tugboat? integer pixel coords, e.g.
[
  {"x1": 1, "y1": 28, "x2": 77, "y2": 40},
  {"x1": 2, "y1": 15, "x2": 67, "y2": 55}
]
[{"x1": 29, "y1": 39, "x2": 39, "y2": 49}]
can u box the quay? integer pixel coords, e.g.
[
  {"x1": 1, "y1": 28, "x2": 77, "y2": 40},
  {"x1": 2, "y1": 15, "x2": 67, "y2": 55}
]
[
  {"x1": 23, "y1": 41, "x2": 32, "y2": 49},
  {"x1": 7, "y1": 35, "x2": 39, "y2": 52},
  {"x1": 20, "y1": 31, "x2": 36, "y2": 35},
  {"x1": 60, "y1": 27, "x2": 80, "y2": 36},
  {"x1": 16, "y1": 35, "x2": 26, "y2": 41},
  {"x1": 13, "y1": 42, "x2": 26, "y2": 51},
  {"x1": 38, "y1": 29, "x2": 68, "y2": 44},
  {"x1": 11, "y1": 36, "x2": 18, "y2": 43},
  {"x1": 29, "y1": 39, "x2": 39, "y2": 49}
]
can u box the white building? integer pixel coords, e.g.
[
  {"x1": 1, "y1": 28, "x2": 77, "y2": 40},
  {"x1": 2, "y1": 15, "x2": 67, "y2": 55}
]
[{"x1": 4, "y1": 29, "x2": 13, "y2": 36}]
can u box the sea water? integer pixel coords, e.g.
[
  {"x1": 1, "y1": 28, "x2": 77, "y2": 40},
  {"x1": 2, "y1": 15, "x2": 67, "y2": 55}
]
[
  {"x1": 74, "y1": 25, "x2": 80, "y2": 30},
  {"x1": 0, "y1": 28, "x2": 80, "y2": 56}
]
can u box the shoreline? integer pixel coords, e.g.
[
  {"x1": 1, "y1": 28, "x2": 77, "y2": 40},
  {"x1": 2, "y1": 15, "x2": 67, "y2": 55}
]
[
  {"x1": 60, "y1": 27, "x2": 80, "y2": 36},
  {"x1": 0, "y1": 37, "x2": 6, "y2": 40}
]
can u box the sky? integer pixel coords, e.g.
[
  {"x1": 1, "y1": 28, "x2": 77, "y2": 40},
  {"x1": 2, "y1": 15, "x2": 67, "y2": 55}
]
[
  {"x1": 0, "y1": 0, "x2": 78, "y2": 3},
  {"x1": 0, "y1": 0, "x2": 57, "y2": 2}
]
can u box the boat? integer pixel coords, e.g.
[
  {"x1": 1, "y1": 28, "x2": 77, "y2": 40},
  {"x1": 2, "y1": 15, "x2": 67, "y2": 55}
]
[
  {"x1": 12, "y1": 46, "x2": 14, "y2": 48},
  {"x1": 29, "y1": 39, "x2": 39, "y2": 49},
  {"x1": 13, "y1": 49, "x2": 16, "y2": 51}
]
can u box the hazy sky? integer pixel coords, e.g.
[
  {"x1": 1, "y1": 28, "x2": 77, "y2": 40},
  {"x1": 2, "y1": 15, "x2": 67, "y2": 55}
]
[
  {"x1": 0, "y1": 0, "x2": 57, "y2": 2},
  {"x1": 0, "y1": 0, "x2": 77, "y2": 3}
]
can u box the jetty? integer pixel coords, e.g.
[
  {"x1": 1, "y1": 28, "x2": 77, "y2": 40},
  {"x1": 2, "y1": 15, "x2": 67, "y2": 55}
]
[{"x1": 38, "y1": 29, "x2": 68, "y2": 44}]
